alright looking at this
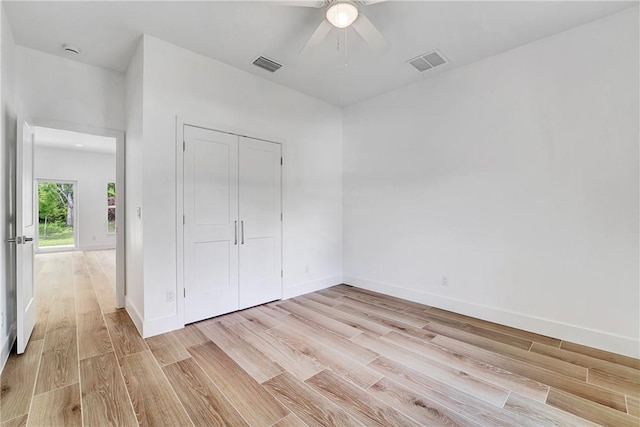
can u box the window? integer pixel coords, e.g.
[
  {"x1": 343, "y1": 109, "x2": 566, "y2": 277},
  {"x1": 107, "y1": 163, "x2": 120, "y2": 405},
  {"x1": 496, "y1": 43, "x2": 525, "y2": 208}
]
[{"x1": 107, "y1": 182, "x2": 116, "y2": 233}]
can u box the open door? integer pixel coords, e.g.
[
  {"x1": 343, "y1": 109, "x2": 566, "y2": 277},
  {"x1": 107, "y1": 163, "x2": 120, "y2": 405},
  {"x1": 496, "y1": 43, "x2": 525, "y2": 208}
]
[{"x1": 13, "y1": 119, "x2": 36, "y2": 354}]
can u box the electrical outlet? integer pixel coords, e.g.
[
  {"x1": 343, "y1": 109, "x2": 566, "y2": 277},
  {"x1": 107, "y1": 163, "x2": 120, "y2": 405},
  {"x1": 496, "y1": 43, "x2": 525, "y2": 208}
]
[
  {"x1": 166, "y1": 290, "x2": 175, "y2": 302},
  {"x1": 441, "y1": 275, "x2": 448, "y2": 287}
]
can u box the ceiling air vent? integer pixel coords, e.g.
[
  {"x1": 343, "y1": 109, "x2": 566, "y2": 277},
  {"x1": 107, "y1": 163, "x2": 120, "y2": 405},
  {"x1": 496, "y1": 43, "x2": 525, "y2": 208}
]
[
  {"x1": 407, "y1": 50, "x2": 448, "y2": 72},
  {"x1": 253, "y1": 56, "x2": 283, "y2": 73}
]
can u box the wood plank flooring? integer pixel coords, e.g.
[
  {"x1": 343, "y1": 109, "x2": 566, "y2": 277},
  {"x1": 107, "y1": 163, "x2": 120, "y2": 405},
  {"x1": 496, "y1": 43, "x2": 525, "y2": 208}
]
[{"x1": 2, "y1": 251, "x2": 639, "y2": 426}]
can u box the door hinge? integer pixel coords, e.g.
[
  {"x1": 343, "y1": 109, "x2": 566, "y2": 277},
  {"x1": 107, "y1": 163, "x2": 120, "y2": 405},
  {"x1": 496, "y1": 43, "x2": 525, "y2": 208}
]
[
  {"x1": 184, "y1": 288, "x2": 186, "y2": 297},
  {"x1": 183, "y1": 140, "x2": 186, "y2": 151},
  {"x1": 280, "y1": 213, "x2": 283, "y2": 221},
  {"x1": 281, "y1": 270, "x2": 283, "y2": 278},
  {"x1": 280, "y1": 157, "x2": 283, "y2": 165},
  {"x1": 183, "y1": 215, "x2": 185, "y2": 225}
]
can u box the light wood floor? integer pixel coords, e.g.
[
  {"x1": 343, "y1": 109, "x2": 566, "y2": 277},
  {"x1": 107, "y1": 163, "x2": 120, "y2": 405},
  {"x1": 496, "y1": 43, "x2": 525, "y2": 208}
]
[{"x1": 1, "y1": 251, "x2": 639, "y2": 426}]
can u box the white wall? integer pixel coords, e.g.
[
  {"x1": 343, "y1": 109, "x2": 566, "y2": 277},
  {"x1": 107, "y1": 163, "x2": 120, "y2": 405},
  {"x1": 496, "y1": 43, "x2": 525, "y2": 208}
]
[
  {"x1": 343, "y1": 7, "x2": 639, "y2": 357},
  {"x1": 124, "y1": 39, "x2": 145, "y2": 326},
  {"x1": 136, "y1": 35, "x2": 343, "y2": 335},
  {"x1": 0, "y1": 5, "x2": 17, "y2": 370},
  {"x1": 34, "y1": 147, "x2": 116, "y2": 251},
  {"x1": 15, "y1": 47, "x2": 125, "y2": 131}
]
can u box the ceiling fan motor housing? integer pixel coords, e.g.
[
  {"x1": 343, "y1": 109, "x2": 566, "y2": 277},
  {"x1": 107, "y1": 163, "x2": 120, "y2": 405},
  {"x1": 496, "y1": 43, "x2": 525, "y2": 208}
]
[{"x1": 326, "y1": 1, "x2": 359, "y2": 28}]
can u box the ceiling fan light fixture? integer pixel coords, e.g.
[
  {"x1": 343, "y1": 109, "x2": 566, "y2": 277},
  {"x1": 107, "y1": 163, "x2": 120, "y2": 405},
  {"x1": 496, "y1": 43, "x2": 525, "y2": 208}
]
[{"x1": 326, "y1": 2, "x2": 359, "y2": 28}]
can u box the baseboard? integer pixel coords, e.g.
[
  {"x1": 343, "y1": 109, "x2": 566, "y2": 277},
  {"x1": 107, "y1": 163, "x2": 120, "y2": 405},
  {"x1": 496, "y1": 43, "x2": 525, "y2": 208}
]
[
  {"x1": 125, "y1": 297, "x2": 181, "y2": 339},
  {"x1": 35, "y1": 246, "x2": 75, "y2": 254},
  {"x1": 34, "y1": 244, "x2": 115, "y2": 255},
  {"x1": 283, "y1": 275, "x2": 343, "y2": 300},
  {"x1": 142, "y1": 314, "x2": 181, "y2": 338},
  {"x1": 344, "y1": 275, "x2": 640, "y2": 358},
  {"x1": 79, "y1": 244, "x2": 116, "y2": 251},
  {"x1": 0, "y1": 322, "x2": 17, "y2": 374},
  {"x1": 125, "y1": 297, "x2": 144, "y2": 336}
]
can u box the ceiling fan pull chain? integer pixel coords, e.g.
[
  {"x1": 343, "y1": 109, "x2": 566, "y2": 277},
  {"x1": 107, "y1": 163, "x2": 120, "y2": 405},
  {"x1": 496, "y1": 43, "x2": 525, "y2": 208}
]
[{"x1": 344, "y1": 28, "x2": 349, "y2": 68}]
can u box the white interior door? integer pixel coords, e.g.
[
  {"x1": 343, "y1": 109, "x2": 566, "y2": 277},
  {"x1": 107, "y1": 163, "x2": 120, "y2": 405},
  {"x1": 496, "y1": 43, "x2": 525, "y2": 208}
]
[
  {"x1": 15, "y1": 119, "x2": 36, "y2": 354},
  {"x1": 183, "y1": 126, "x2": 239, "y2": 323},
  {"x1": 238, "y1": 137, "x2": 282, "y2": 310}
]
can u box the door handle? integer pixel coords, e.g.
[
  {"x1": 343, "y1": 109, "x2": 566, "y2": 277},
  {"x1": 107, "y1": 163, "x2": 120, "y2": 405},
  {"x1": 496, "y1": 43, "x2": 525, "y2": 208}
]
[
  {"x1": 241, "y1": 221, "x2": 244, "y2": 245},
  {"x1": 7, "y1": 236, "x2": 30, "y2": 244},
  {"x1": 234, "y1": 221, "x2": 238, "y2": 245}
]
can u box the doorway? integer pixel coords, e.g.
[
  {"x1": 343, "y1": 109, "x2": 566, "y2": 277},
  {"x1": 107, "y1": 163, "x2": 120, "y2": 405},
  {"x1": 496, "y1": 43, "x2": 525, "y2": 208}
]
[
  {"x1": 11, "y1": 118, "x2": 126, "y2": 355},
  {"x1": 36, "y1": 180, "x2": 77, "y2": 251},
  {"x1": 31, "y1": 122, "x2": 125, "y2": 308}
]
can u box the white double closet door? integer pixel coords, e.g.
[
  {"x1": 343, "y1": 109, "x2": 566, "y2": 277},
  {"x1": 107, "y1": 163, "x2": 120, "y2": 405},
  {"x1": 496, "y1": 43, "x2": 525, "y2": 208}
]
[{"x1": 183, "y1": 125, "x2": 282, "y2": 324}]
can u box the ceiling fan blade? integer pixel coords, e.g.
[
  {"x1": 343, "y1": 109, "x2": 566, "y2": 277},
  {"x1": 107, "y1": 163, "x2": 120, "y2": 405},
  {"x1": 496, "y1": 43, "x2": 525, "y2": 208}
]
[
  {"x1": 351, "y1": 14, "x2": 387, "y2": 51},
  {"x1": 358, "y1": 0, "x2": 387, "y2": 5},
  {"x1": 270, "y1": 1, "x2": 325, "y2": 7},
  {"x1": 300, "y1": 19, "x2": 333, "y2": 55}
]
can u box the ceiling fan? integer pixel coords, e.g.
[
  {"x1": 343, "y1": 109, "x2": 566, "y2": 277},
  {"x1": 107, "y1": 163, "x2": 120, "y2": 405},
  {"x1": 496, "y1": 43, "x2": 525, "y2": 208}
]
[{"x1": 281, "y1": 0, "x2": 388, "y2": 55}]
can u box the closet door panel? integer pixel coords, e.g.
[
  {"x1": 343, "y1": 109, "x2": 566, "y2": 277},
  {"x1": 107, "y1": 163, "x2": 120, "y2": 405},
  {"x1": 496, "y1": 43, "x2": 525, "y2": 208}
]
[
  {"x1": 194, "y1": 141, "x2": 231, "y2": 225},
  {"x1": 193, "y1": 241, "x2": 230, "y2": 294},
  {"x1": 238, "y1": 137, "x2": 282, "y2": 309},
  {"x1": 184, "y1": 125, "x2": 239, "y2": 323}
]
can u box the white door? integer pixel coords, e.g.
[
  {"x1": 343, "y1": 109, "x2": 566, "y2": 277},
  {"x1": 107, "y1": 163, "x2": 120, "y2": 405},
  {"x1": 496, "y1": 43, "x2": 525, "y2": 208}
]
[
  {"x1": 15, "y1": 119, "x2": 36, "y2": 354},
  {"x1": 183, "y1": 126, "x2": 239, "y2": 323},
  {"x1": 238, "y1": 137, "x2": 282, "y2": 309}
]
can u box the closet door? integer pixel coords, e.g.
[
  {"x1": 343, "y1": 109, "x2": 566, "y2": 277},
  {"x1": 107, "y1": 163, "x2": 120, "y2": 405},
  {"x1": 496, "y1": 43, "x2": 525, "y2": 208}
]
[
  {"x1": 183, "y1": 126, "x2": 239, "y2": 323},
  {"x1": 238, "y1": 137, "x2": 282, "y2": 309}
]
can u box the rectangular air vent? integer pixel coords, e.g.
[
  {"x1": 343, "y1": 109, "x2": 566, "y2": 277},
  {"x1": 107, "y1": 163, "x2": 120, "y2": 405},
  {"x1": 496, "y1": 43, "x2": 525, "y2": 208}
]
[
  {"x1": 253, "y1": 56, "x2": 282, "y2": 73},
  {"x1": 407, "y1": 50, "x2": 448, "y2": 72}
]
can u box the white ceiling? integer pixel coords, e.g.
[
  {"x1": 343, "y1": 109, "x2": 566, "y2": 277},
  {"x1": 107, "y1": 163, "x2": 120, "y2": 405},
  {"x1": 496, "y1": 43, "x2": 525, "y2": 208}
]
[
  {"x1": 4, "y1": 1, "x2": 637, "y2": 107},
  {"x1": 34, "y1": 127, "x2": 116, "y2": 154}
]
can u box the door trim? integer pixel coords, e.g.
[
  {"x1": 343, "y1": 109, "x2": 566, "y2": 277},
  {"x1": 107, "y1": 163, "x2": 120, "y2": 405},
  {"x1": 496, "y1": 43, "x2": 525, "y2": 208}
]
[
  {"x1": 175, "y1": 116, "x2": 284, "y2": 328},
  {"x1": 32, "y1": 119, "x2": 126, "y2": 308}
]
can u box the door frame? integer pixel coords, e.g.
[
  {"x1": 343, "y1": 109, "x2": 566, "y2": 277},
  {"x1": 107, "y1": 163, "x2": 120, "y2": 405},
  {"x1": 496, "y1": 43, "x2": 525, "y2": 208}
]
[
  {"x1": 176, "y1": 116, "x2": 284, "y2": 328},
  {"x1": 33, "y1": 119, "x2": 126, "y2": 308},
  {"x1": 35, "y1": 179, "x2": 78, "y2": 253}
]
